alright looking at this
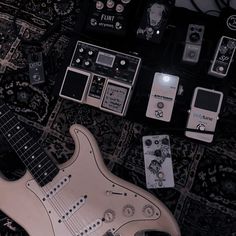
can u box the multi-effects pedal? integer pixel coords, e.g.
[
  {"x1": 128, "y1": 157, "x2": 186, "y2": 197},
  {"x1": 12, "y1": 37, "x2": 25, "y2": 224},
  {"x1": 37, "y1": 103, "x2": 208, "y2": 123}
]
[{"x1": 59, "y1": 40, "x2": 141, "y2": 116}]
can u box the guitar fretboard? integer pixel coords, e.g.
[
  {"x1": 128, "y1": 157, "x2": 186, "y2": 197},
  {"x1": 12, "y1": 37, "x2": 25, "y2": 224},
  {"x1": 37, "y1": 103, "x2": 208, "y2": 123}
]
[{"x1": 0, "y1": 101, "x2": 59, "y2": 186}]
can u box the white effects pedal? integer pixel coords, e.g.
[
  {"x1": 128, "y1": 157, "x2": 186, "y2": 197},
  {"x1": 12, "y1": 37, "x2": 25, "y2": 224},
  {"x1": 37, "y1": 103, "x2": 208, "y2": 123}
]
[
  {"x1": 185, "y1": 87, "x2": 224, "y2": 143},
  {"x1": 142, "y1": 135, "x2": 175, "y2": 189},
  {"x1": 146, "y1": 72, "x2": 179, "y2": 122}
]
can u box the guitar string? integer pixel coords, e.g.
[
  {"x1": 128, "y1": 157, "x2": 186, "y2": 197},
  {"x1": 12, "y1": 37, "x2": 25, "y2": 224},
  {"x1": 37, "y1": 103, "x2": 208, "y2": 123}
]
[
  {"x1": 0, "y1": 105, "x2": 98, "y2": 234},
  {"x1": 56, "y1": 187, "x2": 86, "y2": 233},
  {"x1": 42, "y1": 183, "x2": 79, "y2": 235},
  {"x1": 0, "y1": 107, "x2": 78, "y2": 235}
]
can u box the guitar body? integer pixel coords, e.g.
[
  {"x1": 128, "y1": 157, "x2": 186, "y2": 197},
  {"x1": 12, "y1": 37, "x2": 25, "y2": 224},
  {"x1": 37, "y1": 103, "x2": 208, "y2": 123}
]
[{"x1": 0, "y1": 124, "x2": 180, "y2": 236}]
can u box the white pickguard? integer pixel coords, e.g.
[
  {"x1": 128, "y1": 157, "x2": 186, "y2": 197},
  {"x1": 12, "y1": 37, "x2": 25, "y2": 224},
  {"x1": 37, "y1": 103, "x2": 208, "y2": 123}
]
[{"x1": 0, "y1": 124, "x2": 181, "y2": 236}]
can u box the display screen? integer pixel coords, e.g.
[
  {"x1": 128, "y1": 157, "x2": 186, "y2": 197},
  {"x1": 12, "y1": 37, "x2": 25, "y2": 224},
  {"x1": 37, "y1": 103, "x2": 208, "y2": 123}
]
[
  {"x1": 194, "y1": 89, "x2": 221, "y2": 112},
  {"x1": 96, "y1": 52, "x2": 115, "y2": 67},
  {"x1": 60, "y1": 69, "x2": 89, "y2": 101}
]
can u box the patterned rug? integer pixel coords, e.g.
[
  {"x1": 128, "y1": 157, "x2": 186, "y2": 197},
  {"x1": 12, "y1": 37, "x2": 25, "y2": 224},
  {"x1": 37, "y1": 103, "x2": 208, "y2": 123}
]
[{"x1": 0, "y1": 1, "x2": 236, "y2": 235}]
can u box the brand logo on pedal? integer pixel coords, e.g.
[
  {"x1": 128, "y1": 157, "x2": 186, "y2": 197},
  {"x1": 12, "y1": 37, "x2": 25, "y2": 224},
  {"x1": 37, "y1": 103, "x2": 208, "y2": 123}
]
[
  {"x1": 193, "y1": 113, "x2": 213, "y2": 121},
  {"x1": 227, "y1": 15, "x2": 236, "y2": 31}
]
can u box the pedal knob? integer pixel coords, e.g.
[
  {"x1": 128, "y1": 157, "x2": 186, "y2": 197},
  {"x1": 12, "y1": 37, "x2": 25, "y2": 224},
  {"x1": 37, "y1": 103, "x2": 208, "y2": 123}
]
[
  {"x1": 88, "y1": 50, "x2": 94, "y2": 56},
  {"x1": 116, "y1": 4, "x2": 124, "y2": 13},
  {"x1": 96, "y1": 1, "x2": 104, "y2": 10},
  {"x1": 78, "y1": 47, "x2": 84, "y2": 53},
  {"x1": 115, "y1": 21, "x2": 122, "y2": 30},
  {"x1": 145, "y1": 139, "x2": 152, "y2": 146},
  {"x1": 196, "y1": 123, "x2": 205, "y2": 131},
  {"x1": 157, "y1": 102, "x2": 164, "y2": 109},
  {"x1": 119, "y1": 59, "x2": 128, "y2": 68},
  {"x1": 106, "y1": 0, "x2": 115, "y2": 8},
  {"x1": 90, "y1": 18, "x2": 97, "y2": 26},
  {"x1": 121, "y1": 0, "x2": 131, "y2": 3},
  {"x1": 75, "y1": 58, "x2": 82, "y2": 64},
  {"x1": 84, "y1": 61, "x2": 91, "y2": 67}
]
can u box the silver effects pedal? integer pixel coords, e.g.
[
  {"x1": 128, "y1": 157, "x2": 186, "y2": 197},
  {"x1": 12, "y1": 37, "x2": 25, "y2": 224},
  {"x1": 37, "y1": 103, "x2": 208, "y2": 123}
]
[{"x1": 182, "y1": 24, "x2": 205, "y2": 64}]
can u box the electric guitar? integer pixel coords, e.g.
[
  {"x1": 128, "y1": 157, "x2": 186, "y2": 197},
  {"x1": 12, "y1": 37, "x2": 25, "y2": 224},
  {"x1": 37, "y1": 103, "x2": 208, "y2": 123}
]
[{"x1": 0, "y1": 101, "x2": 181, "y2": 236}]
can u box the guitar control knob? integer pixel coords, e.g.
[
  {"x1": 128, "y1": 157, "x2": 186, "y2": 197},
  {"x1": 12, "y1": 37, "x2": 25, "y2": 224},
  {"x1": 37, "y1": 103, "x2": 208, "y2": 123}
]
[
  {"x1": 106, "y1": 0, "x2": 115, "y2": 8},
  {"x1": 142, "y1": 205, "x2": 155, "y2": 218},
  {"x1": 103, "y1": 209, "x2": 115, "y2": 222},
  {"x1": 96, "y1": 1, "x2": 104, "y2": 10},
  {"x1": 116, "y1": 4, "x2": 124, "y2": 13},
  {"x1": 123, "y1": 205, "x2": 135, "y2": 217}
]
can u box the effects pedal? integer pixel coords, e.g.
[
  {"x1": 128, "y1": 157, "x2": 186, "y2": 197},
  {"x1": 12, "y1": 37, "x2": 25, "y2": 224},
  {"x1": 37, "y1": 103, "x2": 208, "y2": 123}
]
[
  {"x1": 28, "y1": 52, "x2": 45, "y2": 85},
  {"x1": 146, "y1": 72, "x2": 179, "y2": 122},
  {"x1": 142, "y1": 135, "x2": 174, "y2": 189},
  {"x1": 182, "y1": 24, "x2": 205, "y2": 64},
  {"x1": 208, "y1": 36, "x2": 236, "y2": 78},
  {"x1": 185, "y1": 87, "x2": 224, "y2": 143},
  {"x1": 136, "y1": 0, "x2": 174, "y2": 43},
  {"x1": 59, "y1": 40, "x2": 141, "y2": 116},
  {"x1": 85, "y1": 0, "x2": 135, "y2": 36}
]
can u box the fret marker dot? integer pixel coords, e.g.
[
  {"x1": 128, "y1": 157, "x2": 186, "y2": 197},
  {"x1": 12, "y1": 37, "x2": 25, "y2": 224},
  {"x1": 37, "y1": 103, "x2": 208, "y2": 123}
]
[
  {"x1": 38, "y1": 164, "x2": 42, "y2": 168},
  {"x1": 0, "y1": 112, "x2": 2, "y2": 115},
  {"x1": 32, "y1": 156, "x2": 35, "y2": 159},
  {"x1": 24, "y1": 146, "x2": 28, "y2": 149},
  {"x1": 17, "y1": 126, "x2": 20, "y2": 129},
  {"x1": 7, "y1": 133, "x2": 11, "y2": 137},
  {"x1": 44, "y1": 172, "x2": 48, "y2": 176}
]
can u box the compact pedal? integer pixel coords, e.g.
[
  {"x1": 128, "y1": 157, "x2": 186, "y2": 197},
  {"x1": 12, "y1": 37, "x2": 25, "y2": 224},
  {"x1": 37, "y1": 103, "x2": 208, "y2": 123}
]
[
  {"x1": 28, "y1": 52, "x2": 45, "y2": 85},
  {"x1": 185, "y1": 87, "x2": 224, "y2": 143},
  {"x1": 182, "y1": 24, "x2": 205, "y2": 64},
  {"x1": 142, "y1": 135, "x2": 174, "y2": 189},
  {"x1": 85, "y1": 0, "x2": 135, "y2": 36},
  {"x1": 146, "y1": 72, "x2": 179, "y2": 122},
  {"x1": 208, "y1": 36, "x2": 236, "y2": 78},
  {"x1": 136, "y1": 0, "x2": 174, "y2": 43}
]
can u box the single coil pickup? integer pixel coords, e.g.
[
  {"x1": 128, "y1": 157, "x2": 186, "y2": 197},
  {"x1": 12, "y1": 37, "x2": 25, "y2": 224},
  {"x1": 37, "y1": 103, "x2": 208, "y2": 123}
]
[
  {"x1": 42, "y1": 175, "x2": 70, "y2": 200},
  {"x1": 58, "y1": 196, "x2": 86, "y2": 223},
  {"x1": 77, "y1": 219, "x2": 102, "y2": 236}
]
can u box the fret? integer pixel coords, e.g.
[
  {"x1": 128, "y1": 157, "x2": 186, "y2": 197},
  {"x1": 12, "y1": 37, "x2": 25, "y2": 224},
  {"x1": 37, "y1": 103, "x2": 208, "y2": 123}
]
[
  {"x1": 32, "y1": 160, "x2": 56, "y2": 177},
  {"x1": 3, "y1": 122, "x2": 22, "y2": 137},
  {"x1": 0, "y1": 102, "x2": 59, "y2": 186},
  {"x1": 10, "y1": 133, "x2": 32, "y2": 148},
  {"x1": 11, "y1": 136, "x2": 33, "y2": 153}
]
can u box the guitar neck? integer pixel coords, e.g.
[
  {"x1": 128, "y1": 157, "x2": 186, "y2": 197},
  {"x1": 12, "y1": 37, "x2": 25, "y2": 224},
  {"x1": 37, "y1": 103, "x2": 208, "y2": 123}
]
[{"x1": 0, "y1": 100, "x2": 59, "y2": 186}]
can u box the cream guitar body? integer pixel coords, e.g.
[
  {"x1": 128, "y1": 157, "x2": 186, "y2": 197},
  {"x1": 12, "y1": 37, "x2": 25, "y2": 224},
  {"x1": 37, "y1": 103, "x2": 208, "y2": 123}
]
[{"x1": 0, "y1": 123, "x2": 180, "y2": 236}]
